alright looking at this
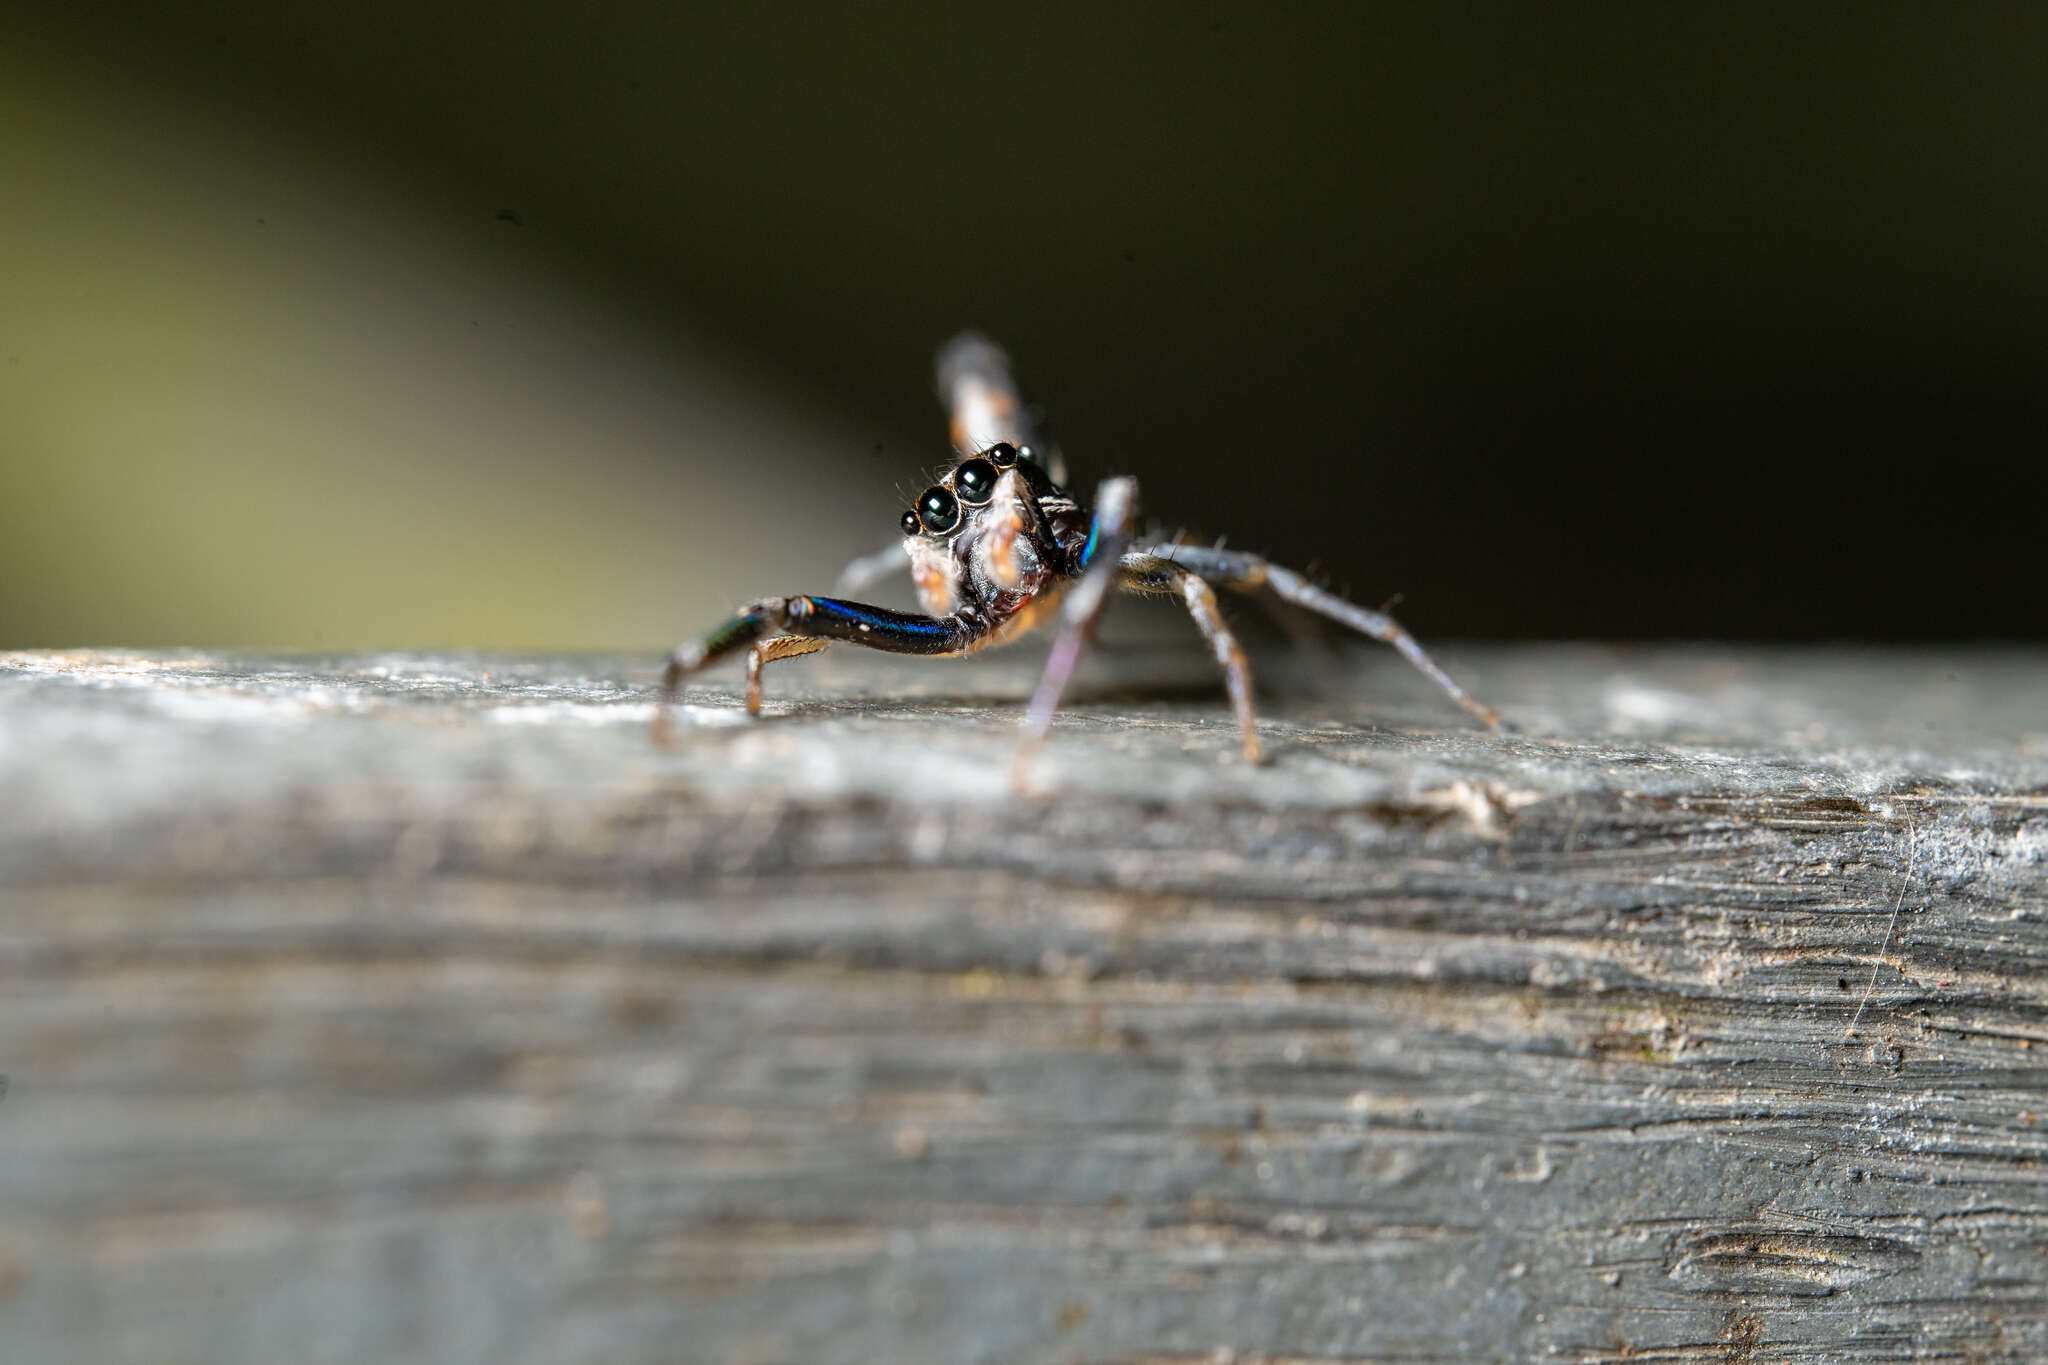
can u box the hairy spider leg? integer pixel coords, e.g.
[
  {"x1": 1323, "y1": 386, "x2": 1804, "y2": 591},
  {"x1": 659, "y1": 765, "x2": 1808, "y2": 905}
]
[
  {"x1": 1118, "y1": 554, "x2": 1263, "y2": 761},
  {"x1": 745, "y1": 636, "x2": 830, "y2": 714},
  {"x1": 1139, "y1": 545, "x2": 1499, "y2": 728},
  {"x1": 654, "y1": 595, "x2": 980, "y2": 742},
  {"x1": 1011, "y1": 475, "x2": 1140, "y2": 789}
]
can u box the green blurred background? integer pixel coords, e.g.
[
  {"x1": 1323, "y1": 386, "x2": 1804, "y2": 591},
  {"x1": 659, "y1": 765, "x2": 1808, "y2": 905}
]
[{"x1": 4, "y1": 4, "x2": 2044, "y2": 649}]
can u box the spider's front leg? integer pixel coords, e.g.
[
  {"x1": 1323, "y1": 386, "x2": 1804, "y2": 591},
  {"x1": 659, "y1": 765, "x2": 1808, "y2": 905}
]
[
  {"x1": 1010, "y1": 475, "x2": 1140, "y2": 788},
  {"x1": 653, "y1": 595, "x2": 974, "y2": 742}
]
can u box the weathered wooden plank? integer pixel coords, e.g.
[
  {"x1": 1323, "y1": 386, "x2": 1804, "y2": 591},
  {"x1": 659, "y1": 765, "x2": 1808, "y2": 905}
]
[{"x1": 1, "y1": 644, "x2": 2044, "y2": 1363}]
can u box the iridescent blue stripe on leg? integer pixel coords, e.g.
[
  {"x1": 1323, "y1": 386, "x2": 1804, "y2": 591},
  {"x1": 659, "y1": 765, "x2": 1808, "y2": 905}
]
[{"x1": 787, "y1": 597, "x2": 964, "y2": 654}]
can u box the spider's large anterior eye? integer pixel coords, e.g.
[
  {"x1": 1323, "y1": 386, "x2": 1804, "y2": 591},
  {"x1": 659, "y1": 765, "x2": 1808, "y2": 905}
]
[
  {"x1": 916, "y1": 484, "x2": 961, "y2": 535},
  {"x1": 986, "y1": 442, "x2": 1019, "y2": 469},
  {"x1": 899, "y1": 509, "x2": 921, "y2": 536},
  {"x1": 953, "y1": 457, "x2": 999, "y2": 505}
]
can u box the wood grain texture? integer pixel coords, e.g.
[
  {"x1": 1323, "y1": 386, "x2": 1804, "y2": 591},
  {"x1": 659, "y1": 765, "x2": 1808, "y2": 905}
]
[{"x1": 2, "y1": 643, "x2": 2045, "y2": 1363}]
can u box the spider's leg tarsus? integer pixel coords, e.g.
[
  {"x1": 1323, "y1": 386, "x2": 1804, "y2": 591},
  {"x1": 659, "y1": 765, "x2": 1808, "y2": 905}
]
[
  {"x1": 655, "y1": 596, "x2": 786, "y2": 742},
  {"x1": 1264, "y1": 564, "x2": 1499, "y2": 729}
]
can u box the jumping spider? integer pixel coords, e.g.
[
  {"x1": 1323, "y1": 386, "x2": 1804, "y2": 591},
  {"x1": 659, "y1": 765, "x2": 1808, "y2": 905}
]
[{"x1": 655, "y1": 333, "x2": 1497, "y2": 786}]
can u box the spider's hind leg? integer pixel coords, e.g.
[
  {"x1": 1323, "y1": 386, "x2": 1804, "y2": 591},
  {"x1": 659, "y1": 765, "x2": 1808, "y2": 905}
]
[{"x1": 1144, "y1": 546, "x2": 1498, "y2": 728}]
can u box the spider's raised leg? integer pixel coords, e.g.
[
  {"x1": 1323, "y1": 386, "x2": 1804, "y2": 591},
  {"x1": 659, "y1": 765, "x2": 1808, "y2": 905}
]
[
  {"x1": 654, "y1": 595, "x2": 972, "y2": 742},
  {"x1": 936, "y1": 331, "x2": 1067, "y2": 483},
  {"x1": 1144, "y1": 545, "x2": 1498, "y2": 728},
  {"x1": 1011, "y1": 476, "x2": 1139, "y2": 788},
  {"x1": 1119, "y1": 554, "x2": 1263, "y2": 761}
]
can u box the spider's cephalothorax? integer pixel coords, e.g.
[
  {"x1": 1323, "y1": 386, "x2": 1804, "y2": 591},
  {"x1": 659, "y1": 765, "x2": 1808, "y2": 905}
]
[
  {"x1": 896, "y1": 440, "x2": 1090, "y2": 650},
  {"x1": 655, "y1": 333, "x2": 1498, "y2": 788}
]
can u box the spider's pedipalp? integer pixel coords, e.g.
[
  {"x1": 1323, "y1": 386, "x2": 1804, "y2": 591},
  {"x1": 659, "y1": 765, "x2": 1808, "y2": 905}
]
[{"x1": 980, "y1": 467, "x2": 1047, "y2": 592}]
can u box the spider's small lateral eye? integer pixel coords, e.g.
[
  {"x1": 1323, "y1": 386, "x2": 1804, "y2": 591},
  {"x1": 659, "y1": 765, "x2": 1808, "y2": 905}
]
[
  {"x1": 986, "y1": 442, "x2": 1019, "y2": 469},
  {"x1": 899, "y1": 509, "x2": 921, "y2": 536},
  {"x1": 916, "y1": 484, "x2": 961, "y2": 535},
  {"x1": 953, "y1": 457, "x2": 999, "y2": 505}
]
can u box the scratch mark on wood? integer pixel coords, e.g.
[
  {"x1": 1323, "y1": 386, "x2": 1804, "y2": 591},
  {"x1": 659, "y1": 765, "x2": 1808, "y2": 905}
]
[{"x1": 1850, "y1": 809, "x2": 1915, "y2": 1036}]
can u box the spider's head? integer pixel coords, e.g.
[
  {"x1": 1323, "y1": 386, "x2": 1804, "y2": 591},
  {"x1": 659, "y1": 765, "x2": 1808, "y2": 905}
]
[
  {"x1": 900, "y1": 442, "x2": 1035, "y2": 537},
  {"x1": 900, "y1": 442, "x2": 1060, "y2": 608}
]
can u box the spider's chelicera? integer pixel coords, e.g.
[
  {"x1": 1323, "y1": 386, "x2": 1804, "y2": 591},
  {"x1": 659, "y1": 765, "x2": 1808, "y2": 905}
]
[{"x1": 654, "y1": 333, "x2": 1498, "y2": 787}]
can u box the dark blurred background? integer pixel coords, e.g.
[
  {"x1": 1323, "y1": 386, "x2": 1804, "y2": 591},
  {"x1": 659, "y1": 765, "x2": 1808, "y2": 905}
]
[{"x1": 4, "y1": 3, "x2": 2043, "y2": 648}]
